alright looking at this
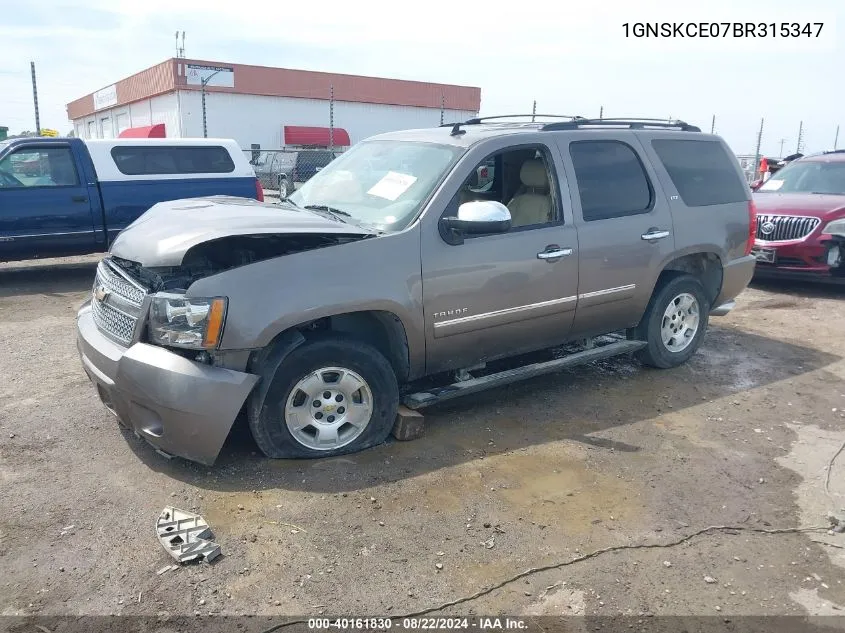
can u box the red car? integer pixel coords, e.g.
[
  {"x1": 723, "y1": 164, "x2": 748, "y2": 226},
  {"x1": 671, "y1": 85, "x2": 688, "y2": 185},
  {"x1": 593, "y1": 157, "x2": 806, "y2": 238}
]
[{"x1": 750, "y1": 150, "x2": 845, "y2": 282}]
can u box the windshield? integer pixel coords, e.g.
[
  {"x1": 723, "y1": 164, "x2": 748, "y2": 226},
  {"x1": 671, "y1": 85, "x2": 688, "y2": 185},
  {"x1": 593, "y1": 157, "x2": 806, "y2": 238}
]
[
  {"x1": 287, "y1": 140, "x2": 463, "y2": 231},
  {"x1": 758, "y1": 160, "x2": 845, "y2": 195}
]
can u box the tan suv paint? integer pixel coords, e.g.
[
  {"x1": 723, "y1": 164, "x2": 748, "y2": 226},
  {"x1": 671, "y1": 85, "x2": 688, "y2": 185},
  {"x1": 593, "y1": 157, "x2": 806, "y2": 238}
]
[{"x1": 76, "y1": 118, "x2": 757, "y2": 465}]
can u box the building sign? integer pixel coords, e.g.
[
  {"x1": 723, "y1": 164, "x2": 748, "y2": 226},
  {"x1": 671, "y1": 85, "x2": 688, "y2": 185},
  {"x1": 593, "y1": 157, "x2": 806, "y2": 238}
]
[
  {"x1": 93, "y1": 84, "x2": 118, "y2": 111},
  {"x1": 185, "y1": 64, "x2": 234, "y2": 88}
]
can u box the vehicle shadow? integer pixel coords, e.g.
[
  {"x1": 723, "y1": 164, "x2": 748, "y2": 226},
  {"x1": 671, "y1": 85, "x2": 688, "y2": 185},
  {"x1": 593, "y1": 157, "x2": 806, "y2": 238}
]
[
  {"x1": 126, "y1": 323, "x2": 842, "y2": 493},
  {"x1": 0, "y1": 257, "x2": 100, "y2": 298},
  {"x1": 750, "y1": 277, "x2": 845, "y2": 299}
]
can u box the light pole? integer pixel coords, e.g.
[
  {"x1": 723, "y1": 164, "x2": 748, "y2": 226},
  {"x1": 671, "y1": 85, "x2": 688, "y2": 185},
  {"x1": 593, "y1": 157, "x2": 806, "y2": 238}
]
[{"x1": 201, "y1": 70, "x2": 221, "y2": 138}]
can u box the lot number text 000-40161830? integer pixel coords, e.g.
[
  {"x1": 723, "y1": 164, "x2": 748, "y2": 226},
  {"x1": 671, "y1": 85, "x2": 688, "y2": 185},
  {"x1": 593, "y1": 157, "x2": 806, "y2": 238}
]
[{"x1": 622, "y1": 22, "x2": 824, "y2": 38}]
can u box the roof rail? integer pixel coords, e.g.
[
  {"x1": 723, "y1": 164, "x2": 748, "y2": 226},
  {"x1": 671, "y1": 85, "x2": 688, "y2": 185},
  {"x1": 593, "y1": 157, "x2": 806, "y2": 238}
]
[
  {"x1": 540, "y1": 118, "x2": 702, "y2": 132},
  {"x1": 440, "y1": 114, "x2": 587, "y2": 136}
]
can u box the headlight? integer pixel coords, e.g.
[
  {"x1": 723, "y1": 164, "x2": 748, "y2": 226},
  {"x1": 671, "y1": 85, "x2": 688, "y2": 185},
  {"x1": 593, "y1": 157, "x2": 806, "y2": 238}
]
[
  {"x1": 823, "y1": 218, "x2": 845, "y2": 236},
  {"x1": 149, "y1": 294, "x2": 227, "y2": 349}
]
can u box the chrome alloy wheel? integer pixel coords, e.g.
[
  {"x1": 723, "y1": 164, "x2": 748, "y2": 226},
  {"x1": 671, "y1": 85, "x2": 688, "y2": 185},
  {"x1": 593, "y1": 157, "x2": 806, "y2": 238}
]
[
  {"x1": 284, "y1": 366, "x2": 373, "y2": 450},
  {"x1": 660, "y1": 292, "x2": 700, "y2": 353}
]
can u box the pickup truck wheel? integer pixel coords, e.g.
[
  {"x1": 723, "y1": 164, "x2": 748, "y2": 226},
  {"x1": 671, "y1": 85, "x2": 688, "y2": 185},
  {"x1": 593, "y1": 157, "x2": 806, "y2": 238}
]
[
  {"x1": 278, "y1": 178, "x2": 289, "y2": 199},
  {"x1": 632, "y1": 274, "x2": 710, "y2": 369},
  {"x1": 250, "y1": 336, "x2": 399, "y2": 458}
]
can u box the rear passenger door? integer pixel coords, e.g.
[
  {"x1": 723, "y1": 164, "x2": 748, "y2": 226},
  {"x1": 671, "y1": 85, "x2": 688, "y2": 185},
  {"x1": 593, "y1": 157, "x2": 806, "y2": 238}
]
[{"x1": 557, "y1": 135, "x2": 676, "y2": 337}]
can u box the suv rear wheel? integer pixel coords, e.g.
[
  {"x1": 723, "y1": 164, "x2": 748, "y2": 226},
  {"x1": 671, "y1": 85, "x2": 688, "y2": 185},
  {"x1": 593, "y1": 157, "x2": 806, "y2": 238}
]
[
  {"x1": 631, "y1": 274, "x2": 710, "y2": 369},
  {"x1": 249, "y1": 336, "x2": 399, "y2": 458}
]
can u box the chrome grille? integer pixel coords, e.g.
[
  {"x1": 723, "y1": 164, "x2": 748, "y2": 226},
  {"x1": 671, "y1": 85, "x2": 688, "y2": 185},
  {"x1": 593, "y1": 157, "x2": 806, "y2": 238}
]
[
  {"x1": 91, "y1": 260, "x2": 147, "y2": 345},
  {"x1": 756, "y1": 214, "x2": 820, "y2": 242}
]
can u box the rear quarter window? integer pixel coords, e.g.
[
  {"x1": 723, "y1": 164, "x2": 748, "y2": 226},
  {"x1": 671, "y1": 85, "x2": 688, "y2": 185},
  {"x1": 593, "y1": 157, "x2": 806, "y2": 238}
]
[
  {"x1": 651, "y1": 139, "x2": 748, "y2": 207},
  {"x1": 110, "y1": 146, "x2": 235, "y2": 176}
]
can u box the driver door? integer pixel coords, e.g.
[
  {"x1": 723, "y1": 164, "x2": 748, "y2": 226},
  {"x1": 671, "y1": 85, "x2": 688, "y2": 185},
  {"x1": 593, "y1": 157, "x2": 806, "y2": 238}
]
[{"x1": 420, "y1": 143, "x2": 580, "y2": 375}]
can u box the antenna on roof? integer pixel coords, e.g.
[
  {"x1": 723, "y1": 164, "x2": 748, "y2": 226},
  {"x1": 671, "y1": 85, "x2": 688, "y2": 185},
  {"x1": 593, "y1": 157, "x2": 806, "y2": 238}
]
[{"x1": 175, "y1": 31, "x2": 186, "y2": 58}]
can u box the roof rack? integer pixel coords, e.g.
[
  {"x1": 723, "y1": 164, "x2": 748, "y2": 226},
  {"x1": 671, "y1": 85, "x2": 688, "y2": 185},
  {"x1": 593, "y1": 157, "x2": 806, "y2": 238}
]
[
  {"x1": 540, "y1": 118, "x2": 701, "y2": 132},
  {"x1": 441, "y1": 114, "x2": 588, "y2": 136}
]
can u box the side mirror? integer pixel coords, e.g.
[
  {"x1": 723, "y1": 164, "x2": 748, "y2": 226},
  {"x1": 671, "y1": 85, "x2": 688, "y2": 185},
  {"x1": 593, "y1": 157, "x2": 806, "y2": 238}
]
[
  {"x1": 440, "y1": 201, "x2": 511, "y2": 245},
  {"x1": 750, "y1": 179, "x2": 763, "y2": 191}
]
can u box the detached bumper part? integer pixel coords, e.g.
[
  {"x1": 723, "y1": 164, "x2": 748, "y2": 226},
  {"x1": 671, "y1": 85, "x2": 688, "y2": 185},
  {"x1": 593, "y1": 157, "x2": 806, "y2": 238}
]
[
  {"x1": 156, "y1": 507, "x2": 221, "y2": 563},
  {"x1": 76, "y1": 302, "x2": 259, "y2": 465}
]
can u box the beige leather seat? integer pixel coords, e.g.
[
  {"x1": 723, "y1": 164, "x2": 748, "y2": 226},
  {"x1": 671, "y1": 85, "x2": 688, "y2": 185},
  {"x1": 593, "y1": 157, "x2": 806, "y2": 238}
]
[{"x1": 507, "y1": 159, "x2": 552, "y2": 227}]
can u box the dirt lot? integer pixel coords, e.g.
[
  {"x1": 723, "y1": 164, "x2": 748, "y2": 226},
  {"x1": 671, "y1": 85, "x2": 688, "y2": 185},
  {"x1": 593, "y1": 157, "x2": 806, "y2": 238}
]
[{"x1": 1, "y1": 255, "x2": 844, "y2": 626}]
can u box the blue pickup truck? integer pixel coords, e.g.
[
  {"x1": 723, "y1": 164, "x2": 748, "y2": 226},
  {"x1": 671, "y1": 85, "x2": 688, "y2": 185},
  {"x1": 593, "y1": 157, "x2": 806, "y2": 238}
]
[{"x1": 0, "y1": 137, "x2": 263, "y2": 261}]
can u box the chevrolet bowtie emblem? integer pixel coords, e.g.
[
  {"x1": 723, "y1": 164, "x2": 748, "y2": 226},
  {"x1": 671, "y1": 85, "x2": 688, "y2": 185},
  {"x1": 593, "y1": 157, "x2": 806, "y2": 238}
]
[{"x1": 94, "y1": 285, "x2": 110, "y2": 302}]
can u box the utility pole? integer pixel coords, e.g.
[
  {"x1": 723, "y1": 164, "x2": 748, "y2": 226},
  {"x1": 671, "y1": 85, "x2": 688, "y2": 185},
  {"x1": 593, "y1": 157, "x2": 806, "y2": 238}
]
[
  {"x1": 329, "y1": 84, "x2": 335, "y2": 151},
  {"x1": 753, "y1": 118, "x2": 764, "y2": 176},
  {"x1": 201, "y1": 70, "x2": 221, "y2": 138},
  {"x1": 834, "y1": 125, "x2": 840, "y2": 150},
  {"x1": 796, "y1": 121, "x2": 804, "y2": 154},
  {"x1": 710, "y1": 115, "x2": 716, "y2": 134},
  {"x1": 30, "y1": 62, "x2": 41, "y2": 136},
  {"x1": 531, "y1": 100, "x2": 536, "y2": 122},
  {"x1": 599, "y1": 106, "x2": 603, "y2": 120},
  {"x1": 440, "y1": 94, "x2": 445, "y2": 125},
  {"x1": 778, "y1": 138, "x2": 787, "y2": 157}
]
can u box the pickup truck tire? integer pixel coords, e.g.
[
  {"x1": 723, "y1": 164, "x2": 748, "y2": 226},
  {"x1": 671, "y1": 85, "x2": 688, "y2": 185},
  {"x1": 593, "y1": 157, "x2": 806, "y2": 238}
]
[
  {"x1": 249, "y1": 336, "x2": 399, "y2": 458},
  {"x1": 631, "y1": 274, "x2": 710, "y2": 369},
  {"x1": 278, "y1": 177, "x2": 289, "y2": 199}
]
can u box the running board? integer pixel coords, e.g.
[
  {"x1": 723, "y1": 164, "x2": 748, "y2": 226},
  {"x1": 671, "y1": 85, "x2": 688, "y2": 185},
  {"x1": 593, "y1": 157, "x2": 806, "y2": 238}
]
[{"x1": 402, "y1": 340, "x2": 647, "y2": 409}]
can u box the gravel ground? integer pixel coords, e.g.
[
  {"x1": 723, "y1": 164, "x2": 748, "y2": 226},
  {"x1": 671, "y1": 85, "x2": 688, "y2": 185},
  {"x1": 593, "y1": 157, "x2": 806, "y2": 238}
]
[{"x1": 1, "y1": 255, "x2": 844, "y2": 625}]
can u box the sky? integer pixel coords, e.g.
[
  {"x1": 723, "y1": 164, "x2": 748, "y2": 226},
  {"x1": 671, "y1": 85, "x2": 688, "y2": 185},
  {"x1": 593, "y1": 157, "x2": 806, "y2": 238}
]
[{"x1": 1, "y1": 0, "x2": 842, "y2": 157}]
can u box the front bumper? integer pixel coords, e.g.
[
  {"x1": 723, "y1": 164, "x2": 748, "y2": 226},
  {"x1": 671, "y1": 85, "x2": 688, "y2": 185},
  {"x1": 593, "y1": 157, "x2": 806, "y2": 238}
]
[
  {"x1": 76, "y1": 301, "x2": 259, "y2": 465},
  {"x1": 752, "y1": 235, "x2": 842, "y2": 277}
]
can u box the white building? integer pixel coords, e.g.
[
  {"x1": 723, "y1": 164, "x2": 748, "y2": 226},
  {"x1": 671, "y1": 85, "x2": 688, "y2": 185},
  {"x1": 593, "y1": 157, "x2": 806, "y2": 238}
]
[{"x1": 66, "y1": 58, "x2": 481, "y2": 150}]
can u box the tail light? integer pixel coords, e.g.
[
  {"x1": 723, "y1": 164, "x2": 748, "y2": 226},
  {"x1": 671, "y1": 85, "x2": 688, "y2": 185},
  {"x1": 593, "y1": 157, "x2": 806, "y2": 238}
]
[
  {"x1": 480, "y1": 167, "x2": 488, "y2": 179},
  {"x1": 255, "y1": 178, "x2": 264, "y2": 202},
  {"x1": 745, "y1": 199, "x2": 757, "y2": 256}
]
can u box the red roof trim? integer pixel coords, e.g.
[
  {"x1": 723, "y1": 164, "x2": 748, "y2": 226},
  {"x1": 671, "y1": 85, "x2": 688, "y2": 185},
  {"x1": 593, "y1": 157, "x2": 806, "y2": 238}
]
[
  {"x1": 284, "y1": 126, "x2": 350, "y2": 147},
  {"x1": 118, "y1": 124, "x2": 166, "y2": 138}
]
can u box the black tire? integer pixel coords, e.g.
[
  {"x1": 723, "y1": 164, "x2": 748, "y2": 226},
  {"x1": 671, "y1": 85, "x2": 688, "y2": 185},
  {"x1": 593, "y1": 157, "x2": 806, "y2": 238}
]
[
  {"x1": 278, "y1": 178, "x2": 289, "y2": 199},
  {"x1": 249, "y1": 335, "x2": 399, "y2": 459},
  {"x1": 630, "y1": 274, "x2": 710, "y2": 369}
]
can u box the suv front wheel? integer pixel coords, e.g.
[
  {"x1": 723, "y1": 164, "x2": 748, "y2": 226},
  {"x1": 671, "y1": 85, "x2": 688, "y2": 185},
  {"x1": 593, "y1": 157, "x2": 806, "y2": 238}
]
[
  {"x1": 630, "y1": 274, "x2": 710, "y2": 369},
  {"x1": 249, "y1": 336, "x2": 399, "y2": 458}
]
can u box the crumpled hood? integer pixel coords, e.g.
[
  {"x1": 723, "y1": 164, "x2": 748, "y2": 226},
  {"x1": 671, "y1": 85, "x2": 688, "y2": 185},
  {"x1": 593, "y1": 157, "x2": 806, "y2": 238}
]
[
  {"x1": 109, "y1": 196, "x2": 375, "y2": 267},
  {"x1": 752, "y1": 192, "x2": 845, "y2": 219}
]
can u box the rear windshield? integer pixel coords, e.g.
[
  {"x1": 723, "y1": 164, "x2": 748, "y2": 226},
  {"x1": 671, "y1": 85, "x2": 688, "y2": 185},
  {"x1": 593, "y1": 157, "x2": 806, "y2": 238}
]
[
  {"x1": 758, "y1": 160, "x2": 845, "y2": 195},
  {"x1": 110, "y1": 146, "x2": 235, "y2": 175},
  {"x1": 651, "y1": 139, "x2": 748, "y2": 207}
]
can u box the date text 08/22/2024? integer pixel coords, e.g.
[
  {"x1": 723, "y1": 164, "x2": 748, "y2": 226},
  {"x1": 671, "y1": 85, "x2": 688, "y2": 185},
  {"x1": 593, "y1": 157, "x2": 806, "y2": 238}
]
[
  {"x1": 307, "y1": 618, "x2": 529, "y2": 630},
  {"x1": 623, "y1": 22, "x2": 824, "y2": 38}
]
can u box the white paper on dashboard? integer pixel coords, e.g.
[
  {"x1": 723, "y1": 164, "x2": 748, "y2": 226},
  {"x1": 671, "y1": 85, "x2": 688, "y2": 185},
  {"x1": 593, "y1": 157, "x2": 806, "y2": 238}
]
[
  {"x1": 367, "y1": 171, "x2": 418, "y2": 201},
  {"x1": 759, "y1": 179, "x2": 784, "y2": 191}
]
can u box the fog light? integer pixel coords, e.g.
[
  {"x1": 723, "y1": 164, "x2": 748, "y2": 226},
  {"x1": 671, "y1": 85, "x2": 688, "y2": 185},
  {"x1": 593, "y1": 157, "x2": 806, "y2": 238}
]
[{"x1": 827, "y1": 245, "x2": 842, "y2": 267}]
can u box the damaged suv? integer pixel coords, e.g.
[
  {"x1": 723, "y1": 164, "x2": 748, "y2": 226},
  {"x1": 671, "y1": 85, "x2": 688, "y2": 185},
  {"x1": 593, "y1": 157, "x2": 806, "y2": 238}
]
[{"x1": 77, "y1": 116, "x2": 757, "y2": 465}]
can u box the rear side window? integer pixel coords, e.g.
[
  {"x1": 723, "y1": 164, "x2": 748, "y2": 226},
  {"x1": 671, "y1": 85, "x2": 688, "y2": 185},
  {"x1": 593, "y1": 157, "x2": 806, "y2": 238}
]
[
  {"x1": 569, "y1": 141, "x2": 652, "y2": 221},
  {"x1": 110, "y1": 146, "x2": 235, "y2": 175},
  {"x1": 651, "y1": 139, "x2": 748, "y2": 207}
]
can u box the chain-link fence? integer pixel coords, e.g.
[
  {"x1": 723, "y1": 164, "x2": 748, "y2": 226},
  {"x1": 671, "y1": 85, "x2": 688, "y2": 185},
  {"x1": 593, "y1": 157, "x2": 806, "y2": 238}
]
[{"x1": 245, "y1": 148, "x2": 345, "y2": 196}]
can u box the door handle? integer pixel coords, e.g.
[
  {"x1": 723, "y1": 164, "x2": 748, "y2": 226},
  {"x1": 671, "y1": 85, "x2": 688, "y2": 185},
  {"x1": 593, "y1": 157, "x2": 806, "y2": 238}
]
[
  {"x1": 71, "y1": 195, "x2": 88, "y2": 203},
  {"x1": 641, "y1": 229, "x2": 670, "y2": 241},
  {"x1": 537, "y1": 247, "x2": 573, "y2": 260}
]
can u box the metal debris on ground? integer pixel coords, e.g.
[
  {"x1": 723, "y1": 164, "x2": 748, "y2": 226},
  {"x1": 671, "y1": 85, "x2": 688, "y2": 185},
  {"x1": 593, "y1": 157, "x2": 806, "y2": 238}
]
[{"x1": 156, "y1": 507, "x2": 221, "y2": 563}]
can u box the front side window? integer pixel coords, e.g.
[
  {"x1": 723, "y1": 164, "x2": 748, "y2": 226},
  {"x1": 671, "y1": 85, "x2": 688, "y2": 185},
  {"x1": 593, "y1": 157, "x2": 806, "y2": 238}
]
[
  {"x1": 287, "y1": 140, "x2": 463, "y2": 232},
  {"x1": 757, "y1": 160, "x2": 845, "y2": 195},
  {"x1": 110, "y1": 146, "x2": 236, "y2": 175},
  {"x1": 448, "y1": 146, "x2": 559, "y2": 230},
  {"x1": 570, "y1": 140, "x2": 652, "y2": 221},
  {"x1": 651, "y1": 139, "x2": 748, "y2": 206},
  {"x1": 0, "y1": 147, "x2": 80, "y2": 188}
]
